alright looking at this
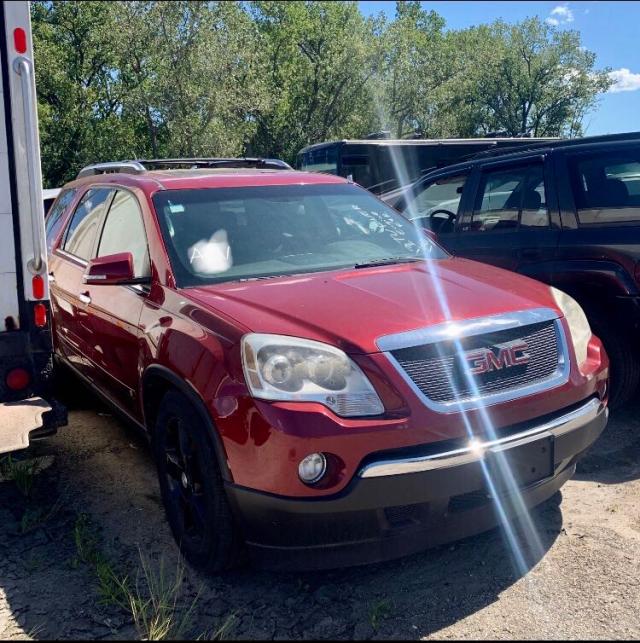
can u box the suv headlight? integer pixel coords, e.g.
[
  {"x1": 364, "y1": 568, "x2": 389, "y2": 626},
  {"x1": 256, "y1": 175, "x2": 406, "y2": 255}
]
[
  {"x1": 241, "y1": 333, "x2": 384, "y2": 417},
  {"x1": 550, "y1": 286, "x2": 591, "y2": 365}
]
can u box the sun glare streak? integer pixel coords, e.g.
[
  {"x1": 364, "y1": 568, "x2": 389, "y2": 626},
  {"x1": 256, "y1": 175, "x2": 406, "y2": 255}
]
[{"x1": 378, "y1": 125, "x2": 545, "y2": 576}]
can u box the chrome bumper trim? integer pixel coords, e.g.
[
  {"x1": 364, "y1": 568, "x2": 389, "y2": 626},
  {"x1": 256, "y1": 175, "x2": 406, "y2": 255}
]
[{"x1": 359, "y1": 397, "x2": 607, "y2": 478}]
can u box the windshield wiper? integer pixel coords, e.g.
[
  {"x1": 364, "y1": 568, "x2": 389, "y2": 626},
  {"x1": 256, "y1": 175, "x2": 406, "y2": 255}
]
[
  {"x1": 354, "y1": 256, "x2": 423, "y2": 269},
  {"x1": 236, "y1": 274, "x2": 288, "y2": 282}
]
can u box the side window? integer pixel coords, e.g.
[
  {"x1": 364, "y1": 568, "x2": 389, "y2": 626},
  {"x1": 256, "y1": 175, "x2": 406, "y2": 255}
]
[
  {"x1": 45, "y1": 189, "x2": 77, "y2": 253},
  {"x1": 97, "y1": 190, "x2": 150, "y2": 278},
  {"x1": 568, "y1": 149, "x2": 640, "y2": 224},
  {"x1": 466, "y1": 164, "x2": 549, "y2": 233},
  {"x1": 62, "y1": 188, "x2": 113, "y2": 261},
  {"x1": 405, "y1": 174, "x2": 468, "y2": 235}
]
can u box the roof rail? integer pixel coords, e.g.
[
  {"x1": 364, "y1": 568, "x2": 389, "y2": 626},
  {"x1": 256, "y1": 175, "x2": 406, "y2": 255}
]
[
  {"x1": 136, "y1": 157, "x2": 292, "y2": 170},
  {"x1": 77, "y1": 161, "x2": 147, "y2": 178},
  {"x1": 76, "y1": 157, "x2": 292, "y2": 179},
  {"x1": 463, "y1": 131, "x2": 640, "y2": 163}
]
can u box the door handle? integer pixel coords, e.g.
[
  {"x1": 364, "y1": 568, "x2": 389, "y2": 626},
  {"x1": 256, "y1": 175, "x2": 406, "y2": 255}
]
[{"x1": 78, "y1": 292, "x2": 91, "y2": 305}]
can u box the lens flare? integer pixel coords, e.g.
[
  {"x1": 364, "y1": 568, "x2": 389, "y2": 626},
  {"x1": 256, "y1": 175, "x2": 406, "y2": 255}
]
[{"x1": 378, "y1": 122, "x2": 545, "y2": 576}]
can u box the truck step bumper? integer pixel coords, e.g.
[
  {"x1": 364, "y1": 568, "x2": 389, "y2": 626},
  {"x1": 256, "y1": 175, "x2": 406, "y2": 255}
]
[{"x1": 0, "y1": 397, "x2": 67, "y2": 455}]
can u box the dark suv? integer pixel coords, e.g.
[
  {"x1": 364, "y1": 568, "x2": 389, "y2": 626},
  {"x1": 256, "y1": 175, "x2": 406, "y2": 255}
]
[{"x1": 387, "y1": 132, "x2": 640, "y2": 408}]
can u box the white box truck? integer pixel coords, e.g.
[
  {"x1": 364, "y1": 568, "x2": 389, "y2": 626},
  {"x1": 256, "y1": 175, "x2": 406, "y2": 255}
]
[{"x1": 0, "y1": 0, "x2": 65, "y2": 453}]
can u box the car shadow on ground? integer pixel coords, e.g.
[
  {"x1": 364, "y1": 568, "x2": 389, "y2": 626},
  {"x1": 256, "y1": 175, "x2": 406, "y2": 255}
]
[
  {"x1": 574, "y1": 397, "x2": 640, "y2": 485},
  {"x1": 1, "y1": 383, "x2": 569, "y2": 640}
]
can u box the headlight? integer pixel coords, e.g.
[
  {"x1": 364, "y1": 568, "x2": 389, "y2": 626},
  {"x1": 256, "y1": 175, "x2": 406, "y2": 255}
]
[
  {"x1": 241, "y1": 333, "x2": 384, "y2": 417},
  {"x1": 550, "y1": 287, "x2": 591, "y2": 365}
]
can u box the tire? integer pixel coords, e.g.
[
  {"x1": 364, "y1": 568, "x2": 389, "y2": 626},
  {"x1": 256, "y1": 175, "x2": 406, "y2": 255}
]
[
  {"x1": 153, "y1": 390, "x2": 242, "y2": 573},
  {"x1": 590, "y1": 318, "x2": 640, "y2": 409}
]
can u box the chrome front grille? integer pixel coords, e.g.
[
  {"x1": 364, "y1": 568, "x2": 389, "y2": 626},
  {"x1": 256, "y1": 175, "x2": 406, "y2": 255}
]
[{"x1": 378, "y1": 309, "x2": 569, "y2": 412}]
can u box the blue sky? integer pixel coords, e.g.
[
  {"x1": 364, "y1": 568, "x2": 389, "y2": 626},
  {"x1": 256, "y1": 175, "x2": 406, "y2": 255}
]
[{"x1": 359, "y1": 1, "x2": 640, "y2": 135}]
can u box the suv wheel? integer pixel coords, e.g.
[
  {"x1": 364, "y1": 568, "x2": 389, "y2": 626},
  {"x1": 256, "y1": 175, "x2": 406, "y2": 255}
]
[
  {"x1": 591, "y1": 318, "x2": 640, "y2": 409},
  {"x1": 153, "y1": 390, "x2": 242, "y2": 572}
]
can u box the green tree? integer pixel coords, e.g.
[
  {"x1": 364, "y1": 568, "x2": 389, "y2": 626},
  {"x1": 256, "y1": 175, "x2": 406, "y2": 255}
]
[
  {"x1": 375, "y1": 1, "x2": 450, "y2": 138},
  {"x1": 442, "y1": 18, "x2": 612, "y2": 137},
  {"x1": 32, "y1": 1, "x2": 134, "y2": 186},
  {"x1": 113, "y1": 1, "x2": 268, "y2": 158},
  {"x1": 247, "y1": 1, "x2": 382, "y2": 162}
]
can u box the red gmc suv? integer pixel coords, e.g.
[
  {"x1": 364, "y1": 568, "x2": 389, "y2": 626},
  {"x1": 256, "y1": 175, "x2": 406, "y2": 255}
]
[{"x1": 45, "y1": 158, "x2": 609, "y2": 572}]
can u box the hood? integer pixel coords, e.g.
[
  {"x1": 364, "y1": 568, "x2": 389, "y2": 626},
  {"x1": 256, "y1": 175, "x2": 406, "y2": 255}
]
[{"x1": 186, "y1": 258, "x2": 560, "y2": 354}]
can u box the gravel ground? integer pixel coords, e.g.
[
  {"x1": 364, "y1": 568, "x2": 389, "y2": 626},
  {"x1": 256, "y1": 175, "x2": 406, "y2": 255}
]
[{"x1": 1, "y1": 388, "x2": 639, "y2": 640}]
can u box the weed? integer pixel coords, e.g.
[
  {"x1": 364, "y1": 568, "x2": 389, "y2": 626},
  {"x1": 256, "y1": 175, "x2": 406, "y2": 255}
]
[
  {"x1": 0, "y1": 454, "x2": 38, "y2": 497},
  {"x1": 25, "y1": 623, "x2": 46, "y2": 638},
  {"x1": 20, "y1": 496, "x2": 64, "y2": 533},
  {"x1": 126, "y1": 550, "x2": 202, "y2": 640},
  {"x1": 369, "y1": 598, "x2": 392, "y2": 631},
  {"x1": 72, "y1": 513, "x2": 130, "y2": 609},
  {"x1": 197, "y1": 613, "x2": 237, "y2": 641},
  {"x1": 72, "y1": 515, "x2": 234, "y2": 640}
]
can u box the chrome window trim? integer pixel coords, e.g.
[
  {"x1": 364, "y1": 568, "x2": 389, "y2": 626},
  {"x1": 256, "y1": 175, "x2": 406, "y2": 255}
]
[
  {"x1": 377, "y1": 308, "x2": 570, "y2": 413},
  {"x1": 359, "y1": 397, "x2": 606, "y2": 478}
]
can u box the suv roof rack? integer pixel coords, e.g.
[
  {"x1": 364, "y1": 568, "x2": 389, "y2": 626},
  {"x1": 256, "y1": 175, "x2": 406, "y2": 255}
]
[
  {"x1": 77, "y1": 157, "x2": 292, "y2": 178},
  {"x1": 463, "y1": 131, "x2": 640, "y2": 163}
]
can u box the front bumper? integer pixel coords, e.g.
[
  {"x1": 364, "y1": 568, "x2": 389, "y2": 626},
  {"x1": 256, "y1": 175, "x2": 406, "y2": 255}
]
[{"x1": 226, "y1": 397, "x2": 607, "y2": 571}]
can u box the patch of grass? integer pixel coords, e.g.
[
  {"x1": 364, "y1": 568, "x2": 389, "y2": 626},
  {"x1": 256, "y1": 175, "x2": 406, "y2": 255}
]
[
  {"x1": 72, "y1": 515, "x2": 235, "y2": 640},
  {"x1": 197, "y1": 613, "x2": 237, "y2": 641},
  {"x1": 73, "y1": 513, "x2": 131, "y2": 609},
  {"x1": 369, "y1": 598, "x2": 392, "y2": 631},
  {"x1": 20, "y1": 496, "x2": 64, "y2": 533},
  {"x1": 0, "y1": 454, "x2": 38, "y2": 497},
  {"x1": 126, "y1": 550, "x2": 202, "y2": 641}
]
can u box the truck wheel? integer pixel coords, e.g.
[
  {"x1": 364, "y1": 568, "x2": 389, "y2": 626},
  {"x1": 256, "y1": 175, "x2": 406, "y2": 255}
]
[
  {"x1": 153, "y1": 390, "x2": 242, "y2": 572},
  {"x1": 590, "y1": 319, "x2": 640, "y2": 409}
]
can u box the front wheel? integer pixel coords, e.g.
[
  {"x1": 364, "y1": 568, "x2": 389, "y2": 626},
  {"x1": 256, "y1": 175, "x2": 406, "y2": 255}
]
[
  {"x1": 153, "y1": 390, "x2": 242, "y2": 572},
  {"x1": 590, "y1": 318, "x2": 640, "y2": 409}
]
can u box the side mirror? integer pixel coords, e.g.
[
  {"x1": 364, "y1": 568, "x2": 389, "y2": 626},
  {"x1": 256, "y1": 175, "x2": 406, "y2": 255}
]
[{"x1": 84, "y1": 252, "x2": 135, "y2": 285}]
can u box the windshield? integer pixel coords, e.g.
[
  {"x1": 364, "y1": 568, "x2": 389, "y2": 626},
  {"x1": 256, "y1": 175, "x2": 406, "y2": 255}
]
[{"x1": 153, "y1": 183, "x2": 447, "y2": 287}]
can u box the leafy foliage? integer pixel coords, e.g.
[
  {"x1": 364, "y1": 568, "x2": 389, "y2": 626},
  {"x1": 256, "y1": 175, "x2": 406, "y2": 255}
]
[{"x1": 31, "y1": 1, "x2": 612, "y2": 187}]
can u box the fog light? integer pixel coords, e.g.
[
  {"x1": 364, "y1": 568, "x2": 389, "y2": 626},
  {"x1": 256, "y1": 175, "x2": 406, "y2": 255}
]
[{"x1": 298, "y1": 453, "x2": 327, "y2": 484}]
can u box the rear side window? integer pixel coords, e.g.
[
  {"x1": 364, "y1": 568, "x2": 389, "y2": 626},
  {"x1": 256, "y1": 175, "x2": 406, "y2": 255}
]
[
  {"x1": 465, "y1": 163, "x2": 549, "y2": 232},
  {"x1": 62, "y1": 188, "x2": 113, "y2": 261},
  {"x1": 45, "y1": 189, "x2": 77, "y2": 253},
  {"x1": 97, "y1": 190, "x2": 150, "y2": 278},
  {"x1": 569, "y1": 149, "x2": 640, "y2": 224}
]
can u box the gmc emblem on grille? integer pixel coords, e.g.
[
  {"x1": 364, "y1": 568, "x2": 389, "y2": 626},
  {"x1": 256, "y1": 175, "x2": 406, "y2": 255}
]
[{"x1": 464, "y1": 340, "x2": 531, "y2": 375}]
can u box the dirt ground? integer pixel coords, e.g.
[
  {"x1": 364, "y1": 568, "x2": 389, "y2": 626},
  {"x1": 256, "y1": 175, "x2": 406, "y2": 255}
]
[{"x1": 1, "y1": 387, "x2": 639, "y2": 640}]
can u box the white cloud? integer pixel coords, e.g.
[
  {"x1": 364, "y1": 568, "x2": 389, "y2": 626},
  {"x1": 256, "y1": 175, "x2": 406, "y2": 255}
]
[
  {"x1": 545, "y1": 4, "x2": 574, "y2": 25},
  {"x1": 608, "y1": 68, "x2": 640, "y2": 93}
]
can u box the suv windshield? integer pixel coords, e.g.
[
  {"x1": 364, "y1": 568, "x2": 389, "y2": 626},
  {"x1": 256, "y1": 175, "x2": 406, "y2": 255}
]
[{"x1": 153, "y1": 183, "x2": 446, "y2": 287}]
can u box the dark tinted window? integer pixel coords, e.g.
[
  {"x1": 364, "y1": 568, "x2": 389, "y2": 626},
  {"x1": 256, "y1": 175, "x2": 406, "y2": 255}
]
[
  {"x1": 45, "y1": 189, "x2": 77, "y2": 253},
  {"x1": 569, "y1": 149, "x2": 640, "y2": 224},
  {"x1": 298, "y1": 146, "x2": 338, "y2": 174},
  {"x1": 63, "y1": 188, "x2": 113, "y2": 260},
  {"x1": 153, "y1": 183, "x2": 446, "y2": 287},
  {"x1": 464, "y1": 164, "x2": 549, "y2": 232},
  {"x1": 97, "y1": 190, "x2": 150, "y2": 278}
]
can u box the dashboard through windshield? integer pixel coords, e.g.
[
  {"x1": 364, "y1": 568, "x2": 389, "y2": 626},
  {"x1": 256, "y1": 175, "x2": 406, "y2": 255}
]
[{"x1": 153, "y1": 183, "x2": 447, "y2": 287}]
